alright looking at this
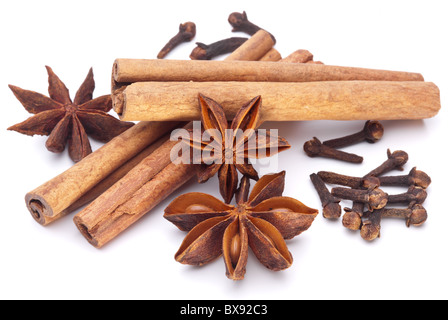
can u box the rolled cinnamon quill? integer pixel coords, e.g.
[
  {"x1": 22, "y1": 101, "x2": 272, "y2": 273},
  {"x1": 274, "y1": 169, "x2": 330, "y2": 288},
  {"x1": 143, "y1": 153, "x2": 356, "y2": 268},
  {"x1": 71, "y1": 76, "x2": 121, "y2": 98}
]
[
  {"x1": 258, "y1": 48, "x2": 282, "y2": 61},
  {"x1": 281, "y1": 49, "x2": 314, "y2": 63},
  {"x1": 25, "y1": 121, "x2": 181, "y2": 225},
  {"x1": 73, "y1": 124, "x2": 195, "y2": 248},
  {"x1": 112, "y1": 59, "x2": 423, "y2": 89},
  {"x1": 225, "y1": 29, "x2": 275, "y2": 61},
  {"x1": 114, "y1": 80, "x2": 440, "y2": 122}
]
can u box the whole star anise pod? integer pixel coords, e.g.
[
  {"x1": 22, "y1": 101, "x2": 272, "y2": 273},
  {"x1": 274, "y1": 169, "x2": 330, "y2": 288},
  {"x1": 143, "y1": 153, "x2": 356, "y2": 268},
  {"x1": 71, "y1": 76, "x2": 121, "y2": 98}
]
[
  {"x1": 8, "y1": 66, "x2": 134, "y2": 162},
  {"x1": 164, "y1": 171, "x2": 318, "y2": 280},
  {"x1": 185, "y1": 93, "x2": 290, "y2": 204}
]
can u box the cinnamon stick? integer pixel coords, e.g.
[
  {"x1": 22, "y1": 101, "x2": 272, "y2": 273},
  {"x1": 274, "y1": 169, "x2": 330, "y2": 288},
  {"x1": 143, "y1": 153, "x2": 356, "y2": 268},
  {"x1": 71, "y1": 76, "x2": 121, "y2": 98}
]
[
  {"x1": 281, "y1": 49, "x2": 314, "y2": 63},
  {"x1": 73, "y1": 124, "x2": 195, "y2": 248},
  {"x1": 74, "y1": 162, "x2": 194, "y2": 248},
  {"x1": 25, "y1": 121, "x2": 181, "y2": 225},
  {"x1": 225, "y1": 29, "x2": 275, "y2": 61},
  {"x1": 258, "y1": 48, "x2": 282, "y2": 61},
  {"x1": 112, "y1": 59, "x2": 423, "y2": 87},
  {"x1": 114, "y1": 80, "x2": 440, "y2": 122}
]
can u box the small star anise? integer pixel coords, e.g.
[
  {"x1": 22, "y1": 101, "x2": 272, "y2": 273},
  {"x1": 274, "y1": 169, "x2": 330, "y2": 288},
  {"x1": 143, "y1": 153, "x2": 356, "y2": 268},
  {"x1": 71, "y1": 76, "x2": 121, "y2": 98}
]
[
  {"x1": 185, "y1": 93, "x2": 291, "y2": 204},
  {"x1": 164, "y1": 171, "x2": 318, "y2": 280},
  {"x1": 8, "y1": 66, "x2": 134, "y2": 162}
]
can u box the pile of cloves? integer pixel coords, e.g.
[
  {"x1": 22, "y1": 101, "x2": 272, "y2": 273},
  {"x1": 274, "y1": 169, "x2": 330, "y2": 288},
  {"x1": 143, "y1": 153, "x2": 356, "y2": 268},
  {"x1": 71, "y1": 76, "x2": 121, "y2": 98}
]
[{"x1": 310, "y1": 140, "x2": 431, "y2": 241}]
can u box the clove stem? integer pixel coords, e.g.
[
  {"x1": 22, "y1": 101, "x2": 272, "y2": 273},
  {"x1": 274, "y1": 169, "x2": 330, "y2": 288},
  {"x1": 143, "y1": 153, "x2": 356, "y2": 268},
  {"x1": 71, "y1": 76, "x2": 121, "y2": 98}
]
[{"x1": 190, "y1": 37, "x2": 248, "y2": 60}]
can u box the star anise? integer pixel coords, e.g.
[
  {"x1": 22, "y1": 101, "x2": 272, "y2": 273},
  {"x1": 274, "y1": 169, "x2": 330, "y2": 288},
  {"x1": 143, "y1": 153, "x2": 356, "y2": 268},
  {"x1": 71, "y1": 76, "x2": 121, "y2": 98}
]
[
  {"x1": 185, "y1": 93, "x2": 290, "y2": 204},
  {"x1": 164, "y1": 171, "x2": 318, "y2": 280},
  {"x1": 8, "y1": 66, "x2": 134, "y2": 162}
]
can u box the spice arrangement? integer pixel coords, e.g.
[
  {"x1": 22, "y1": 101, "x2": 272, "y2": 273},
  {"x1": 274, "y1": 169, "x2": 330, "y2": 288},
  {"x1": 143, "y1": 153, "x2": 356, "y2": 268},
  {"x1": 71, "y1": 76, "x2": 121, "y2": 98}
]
[{"x1": 8, "y1": 11, "x2": 441, "y2": 280}]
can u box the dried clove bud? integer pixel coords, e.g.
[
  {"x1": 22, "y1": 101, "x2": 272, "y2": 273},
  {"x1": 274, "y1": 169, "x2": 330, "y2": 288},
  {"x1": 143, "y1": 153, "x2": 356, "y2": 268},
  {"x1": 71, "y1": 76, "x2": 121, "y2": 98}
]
[
  {"x1": 189, "y1": 37, "x2": 248, "y2": 60},
  {"x1": 310, "y1": 173, "x2": 341, "y2": 219},
  {"x1": 381, "y1": 204, "x2": 428, "y2": 227},
  {"x1": 378, "y1": 167, "x2": 431, "y2": 189},
  {"x1": 157, "y1": 22, "x2": 196, "y2": 59},
  {"x1": 360, "y1": 209, "x2": 383, "y2": 241},
  {"x1": 322, "y1": 120, "x2": 384, "y2": 149},
  {"x1": 228, "y1": 11, "x2": 276, "y2": 43},
  {"x1": 360, "y1": 203, "x2": 427, "y2": 241},
  {"x1": 331, "y1": 186, "x2": 388, "y2": 212},
  {"x1": 342, "y1": 202, "x2": 364, "y2": 230},
  {"x1": 304, "y1": 137, "x2": 363, "y2": 163},
  {"x1": 387, "y1": 185, "x2": 427, "y2": 205},
  {"x1": 364, "y1": 149, "x2": 408, "y2": 177},
  {"x1": 317, "y1": 171, "x2": 380, "y2": 189}
]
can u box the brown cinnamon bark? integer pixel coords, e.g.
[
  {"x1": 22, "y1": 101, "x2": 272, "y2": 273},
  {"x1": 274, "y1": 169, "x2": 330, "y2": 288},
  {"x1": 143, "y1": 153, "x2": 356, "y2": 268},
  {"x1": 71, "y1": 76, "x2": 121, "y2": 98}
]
[
  {"x1": 25, "y1": 121, "x2": 181, "y2": 225},
  {"x1": 258, "y1": 48, "x2": 282, "y2": 61},
  {"x1": 225, "y1": 29, "x2": 275, "y2": 61},
  {"x1": 74, "y1": 162, "x2": 195, "y2": 248},
  {"x1": 73, "y1": 124, "x2": 196, "y2": 248},
  {"x1": 112, "y1": 59, "x2": 423, "y2": 87},
  {"x1": 281, "y1": 49, "x2": 314, "y2": 63},
  {"x1": 114, "y1": 80, "x2": 440, "y2": 122}
]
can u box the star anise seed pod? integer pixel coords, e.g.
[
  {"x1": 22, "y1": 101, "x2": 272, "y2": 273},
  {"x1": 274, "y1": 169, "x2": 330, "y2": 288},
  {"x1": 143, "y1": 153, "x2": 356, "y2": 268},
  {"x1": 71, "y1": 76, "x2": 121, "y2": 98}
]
[
  {"x1": 184, "y1": 93, "x2": 291, "y2": 204},
  {"x1": 8, "y1": 66, "x2": 134, "y2": 162},
  {"x1": 164, "y1": 171, "x2": 318, "y2": 280}
]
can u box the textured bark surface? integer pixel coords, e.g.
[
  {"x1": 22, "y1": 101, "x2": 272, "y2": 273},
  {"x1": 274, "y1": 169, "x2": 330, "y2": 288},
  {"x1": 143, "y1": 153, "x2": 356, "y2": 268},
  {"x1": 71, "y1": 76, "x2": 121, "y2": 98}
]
[
  {"x1": 25, "y1": 121, "x2": 180, "y2": 225},
  {"x1": 72, "y1": 123, "x2": 195, "y2": 248},
  {"x1": 112, "y1": 58, "x2": 423, "y2": 87},
  {"x1": 115, "y1": 80, "x2": 440, "y2": 122}
]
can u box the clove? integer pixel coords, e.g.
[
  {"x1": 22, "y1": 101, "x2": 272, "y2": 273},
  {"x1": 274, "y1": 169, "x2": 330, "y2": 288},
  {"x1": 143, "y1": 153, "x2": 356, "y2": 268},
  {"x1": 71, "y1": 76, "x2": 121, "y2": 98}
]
[
  {"x1": 310, "y1": 173, "x2": 341, "y2": 219},
  {"x1": 342, "y1": 202, "x2": 364, "y2": 230},
  {"x1": 380, "y1": 204, "x2": 427, "y2": 227},
  {"x1": 189, "y1": 37, "x2": 248, "y2": 60},
  {"x1": 331, "y1": 186, "x2": 388, "y2": 212},
  {"x1": 360, "y1": 209, "x2": 383, "y2": 241},
  {"x1": 228, "y1": 11, "x2": 276, "y2": 43},
  {"x1": 303, "y1": 137, "x2": 363, "y2": 163},
  {"x1": 387, "y1": 185, "x2": 427, "y2": 205},
  {"x1": 360, "y1": 203, "x2": 427, "y2": 241},
  {"x1": 378, "y1": 167, "x2": 431, "y2": 189},
  {"x1": 317, "y1": 171, "x2": 380, "y2": 189},
  {"x1": 364, "y1": 149, "x2": 408, "y2": 177},
  {"x1": 157, "y1": 22, "x2": 196, "y2": 59},
  {"x1": 322, "y1": 120, "x2": 384, "y2": 149}
]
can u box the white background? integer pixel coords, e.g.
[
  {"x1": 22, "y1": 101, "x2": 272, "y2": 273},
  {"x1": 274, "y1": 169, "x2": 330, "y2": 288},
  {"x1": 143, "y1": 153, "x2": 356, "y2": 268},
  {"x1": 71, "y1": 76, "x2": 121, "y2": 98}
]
[{"x1": 1, "y1": 0, "x2": 447, "y2": 300}]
